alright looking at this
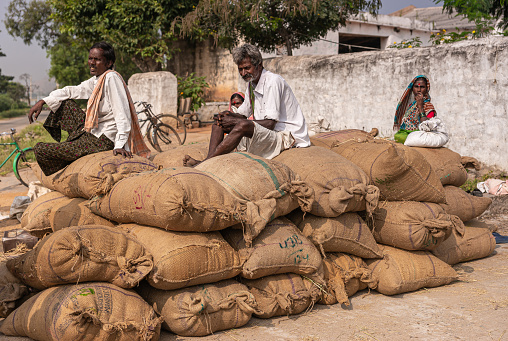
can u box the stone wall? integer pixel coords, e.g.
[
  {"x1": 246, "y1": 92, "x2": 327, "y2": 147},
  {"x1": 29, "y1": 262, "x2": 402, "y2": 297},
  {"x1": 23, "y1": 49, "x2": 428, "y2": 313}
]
[{"x1": 262, "y1": 37, "x2": 508, "y2": 171}]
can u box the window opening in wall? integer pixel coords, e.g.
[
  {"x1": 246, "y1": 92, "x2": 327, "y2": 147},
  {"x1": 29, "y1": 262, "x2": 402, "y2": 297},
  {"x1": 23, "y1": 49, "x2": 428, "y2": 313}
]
[{"x1": 338, "y1": 34, "x2": 381, "y2": 53}]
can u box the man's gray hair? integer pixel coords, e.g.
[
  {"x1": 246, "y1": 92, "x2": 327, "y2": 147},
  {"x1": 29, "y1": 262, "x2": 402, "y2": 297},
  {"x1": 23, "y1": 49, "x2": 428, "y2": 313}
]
[{"x1": 232, "y1": 44, "x2": 263, "y2": 67}]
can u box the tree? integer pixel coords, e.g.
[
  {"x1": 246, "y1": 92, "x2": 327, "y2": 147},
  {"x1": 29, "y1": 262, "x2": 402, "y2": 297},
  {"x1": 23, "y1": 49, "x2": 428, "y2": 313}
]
[
  {"x1": 438, "y1": 0, "x2": 508, "y2": 29},
  {"x1": 19, "y1": 73, "x2": 39, "y2": 106},
  {"x1": 179, "y1": 0, "x2": 381, "y2": 55}
]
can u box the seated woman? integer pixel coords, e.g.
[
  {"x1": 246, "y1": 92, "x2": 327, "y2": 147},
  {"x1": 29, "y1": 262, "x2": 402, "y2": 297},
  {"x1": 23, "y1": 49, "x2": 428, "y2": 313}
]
[
  {"x1": 393, "y1": 75, "x2": 437, "y2": 142},
  {"x1": 28, "y1": 42, "x2": 149, "y2": 176},
  {"x1": 229, "y1": 92, "x2": 245, "y2": 113}
]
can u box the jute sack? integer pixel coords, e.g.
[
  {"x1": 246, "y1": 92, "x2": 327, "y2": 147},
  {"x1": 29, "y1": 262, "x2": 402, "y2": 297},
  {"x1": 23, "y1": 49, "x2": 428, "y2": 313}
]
[
  {"x1": 31, "y1": 150, "x2": 158, "y2": 199},
  {"x1": 274, "y1": 146, "x2": 379, "y2": 217},
  {"x1": 371, "y1": 201, "x2": 461, "y2": 251},
  {"x1": 366, "y1": 245, "x2": 458, "y2": 295},
  {"x1": 222, "y1": 218, "x2": 322, "y2": 279},
  {"x1": 319, "y1": 253, "x2": 376, "y2": 306},
  {"x1": 241, "y1": 273, "x2": 322, "y2": 318},
  {"x1": 0, "y1": 260, "x2": 29, "y2": 318},
  {"x1": 287, "y1": 210, "x2": 382, "y2": 259},
  {"x1": 7, "y1": 225, "x2": 153, "y2": 290},
  {"x1": 21, "y1": 191, "x2": 68, "y2": 236},
  {"x1": 121, "y1": 223, "x2": 242, "y2": 290},
  {"x1": 439, "y1": 185, "x2": 492, "y2": 222},
  {"x1": 196, "y1": 152, "x2": 314, "y2": 244},
  {"x1": 23, "y1": 194, "x2": 114, "y2": 238},
  {"x1": 431, "y1": 221, "x2": 496, "y2": 265},
  {"x1": 411, "y1": 147, "x2": 468, "y2": 186},
  {"x1": 310, "y1": 129, "x2": 377, "y2": 149},
  {"x1": 0, "y1": 282, "x2": 162, "y2": 341},
  {"x1": 137, "y1": 279, "x2": 258, "y2": 337},
  {"x1": 88, "y1": 167, "x2": 261, "y2": 233},
  {"x1": 153, "y1": 142, "x2": 209, "y2": 168},
  {"x1": 331, "y1": 139, "x2": 446, "y2": 203}
]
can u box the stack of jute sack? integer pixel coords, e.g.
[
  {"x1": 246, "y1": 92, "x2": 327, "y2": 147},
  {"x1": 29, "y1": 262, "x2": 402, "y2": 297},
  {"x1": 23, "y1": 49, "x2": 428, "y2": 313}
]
[{"x1": 0, "y1": 128, "x2": 497, "y2": 340}]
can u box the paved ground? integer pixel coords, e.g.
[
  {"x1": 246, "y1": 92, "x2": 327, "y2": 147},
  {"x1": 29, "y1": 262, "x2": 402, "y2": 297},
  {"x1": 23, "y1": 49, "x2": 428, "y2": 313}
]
[{"x1": 1, "y1": 121, "x2": 507, "y2": 341}]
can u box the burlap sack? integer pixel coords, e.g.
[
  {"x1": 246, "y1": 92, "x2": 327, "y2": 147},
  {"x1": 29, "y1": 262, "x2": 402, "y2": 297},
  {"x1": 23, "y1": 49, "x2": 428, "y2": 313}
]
[
  {"x1": 32, "y1": 150, "x2": 158, "y2": 199},
  {"x1": 0, "y1": 282, "x2": 161, "y2": 341},
  {"x1": 431, "y1": 222, "x2": 496, "y2": 265},
  {"x1": 241, "y1": 273, "x2": 322, "y2": 318},
  {"x1": 371, "y1": 201, "x2": 462, "y2": 251},
  {"x1": 0, "y1": 260, "x2": 29, "y2": 318},
  {"x1": 153, "y1": 142, "x2": 209, "y2": 168},
  {"x1": 7, "y1": 225, "x2": 153, "y2": 290},
  {"x1": 310, "y1": 129, "x2": 377, "y2": 148},
  {"x1": 138, "y1": 279, "x2": 258, "y2": 337},
  {"x1": 439, "y1": 185, "x2": 492, "y2": 222},
  {"x1": 196, "y1": 152, "x2": 314, "y2": 244},
  {"x1": 21, "y1": 191, "x2": 68, "y2": 236},
  {"x1": 88, "y1": 167, "x2": 263, "y2": 233},
  {"x1": 366, "y1": 245, "x2": 458, "y2": 295},
  {"x1": 121, "y1": 223, "x2": 242, "y2": 290},
  {"x1": 319, "y1": 253, "x2": 376, "y2": 306},
  {"x1": 411, "y1": 147, "x2": 468, "y2": 186},
  {"x1": 331, "y1": 140, "x2": 446, "y2": 203},
  {"x1": 23, "y1": 193, "x2": 114, "y2": 238},
  {"x1": 223, "y1": 218, "x2": 322, "y2": 279},
  {"x1": 274, "y1": 146, "x2": 379, "y2": 217},
  {"x1": 287, "y1": 210, "x2": 382, "y2": 259}
]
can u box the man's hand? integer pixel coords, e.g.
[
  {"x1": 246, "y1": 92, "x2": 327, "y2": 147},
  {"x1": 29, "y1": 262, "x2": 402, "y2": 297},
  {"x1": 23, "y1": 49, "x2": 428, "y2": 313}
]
[
  {"x1": 28, "y1": 99, "x2": 46, "y2": 124},
  {"x1": 113, "y1": 148, "x2": 133, "y2": 158},
  {"x1": 217, "y1": 111, "x2": 246, "y2": 132},
  {"x1": 415, "y1": 93, "x2": 424, "y2": 110}
]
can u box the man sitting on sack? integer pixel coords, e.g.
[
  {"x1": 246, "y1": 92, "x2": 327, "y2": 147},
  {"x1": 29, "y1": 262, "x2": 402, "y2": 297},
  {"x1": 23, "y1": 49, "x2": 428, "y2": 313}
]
[{"x1": 183, "y1": 43, "x2": 310, "y2": 167}]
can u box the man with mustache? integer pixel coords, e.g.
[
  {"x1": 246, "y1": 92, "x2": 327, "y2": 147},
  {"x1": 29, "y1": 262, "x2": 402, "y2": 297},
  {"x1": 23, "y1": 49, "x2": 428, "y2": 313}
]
[{"x1": 184, "y1": 43, "x2": 310, "y2": 167}]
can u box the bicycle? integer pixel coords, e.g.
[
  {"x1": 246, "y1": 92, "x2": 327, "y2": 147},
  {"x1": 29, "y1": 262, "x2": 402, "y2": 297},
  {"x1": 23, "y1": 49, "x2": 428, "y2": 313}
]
[
  {"x1": 134, "y1": 101, "x2": 186, "y2": 152},
  {"x1": 0, "y1": 128, "x2": 38, "y2": 187}
]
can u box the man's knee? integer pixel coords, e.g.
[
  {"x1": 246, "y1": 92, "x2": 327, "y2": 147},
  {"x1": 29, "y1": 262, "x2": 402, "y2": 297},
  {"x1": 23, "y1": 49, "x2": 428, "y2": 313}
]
[{"x1": 231, "y1": 120, "x2": 254, "y2": 138}]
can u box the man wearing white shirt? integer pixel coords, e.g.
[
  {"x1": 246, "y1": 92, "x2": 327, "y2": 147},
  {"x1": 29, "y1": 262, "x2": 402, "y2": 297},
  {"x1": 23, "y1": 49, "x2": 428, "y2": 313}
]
[
  {"x1": 28, "y1": 42, "x2": 140, "y2": 175},
  {"x1": 184, "y1": 43, "x2": 310, "y2": 167}
]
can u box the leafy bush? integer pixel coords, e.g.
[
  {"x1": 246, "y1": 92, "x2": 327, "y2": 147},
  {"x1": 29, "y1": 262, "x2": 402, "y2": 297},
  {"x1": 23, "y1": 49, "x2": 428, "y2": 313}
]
[
  {"x1": 387, "y1": 37, "x2": 422, "y2": 49},
  {"x1": 177, "y1": 73, "x2": 210, "y2": 112},
  {"x1": 0, "y1": 94, "x2": 14, "y2": 112},
  {"x1": 0, "y1": 108, "x2": 29, "y2": 120}
]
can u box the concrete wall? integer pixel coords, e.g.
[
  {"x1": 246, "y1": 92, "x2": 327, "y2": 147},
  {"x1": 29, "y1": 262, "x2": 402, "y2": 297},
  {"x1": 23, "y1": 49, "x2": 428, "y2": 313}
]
[
  {"x1": 128, "y1": 71, "x2": 178, "y2": 116},
  {"x1": 262, "y1": 37, "x2": 508, "y2": 171}
]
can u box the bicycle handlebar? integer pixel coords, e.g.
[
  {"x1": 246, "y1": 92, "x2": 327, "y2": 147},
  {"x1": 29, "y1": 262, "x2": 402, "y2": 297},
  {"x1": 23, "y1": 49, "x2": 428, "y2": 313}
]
[{"x1": 0, "y1": 128, "x2": 16, "y2": 136}]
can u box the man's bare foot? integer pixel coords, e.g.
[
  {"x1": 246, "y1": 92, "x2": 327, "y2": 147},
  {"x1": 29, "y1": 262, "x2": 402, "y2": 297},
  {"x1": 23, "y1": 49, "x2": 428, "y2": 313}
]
[{"x1": 183, "y1": 155, "x2": 202, "y2": 167}]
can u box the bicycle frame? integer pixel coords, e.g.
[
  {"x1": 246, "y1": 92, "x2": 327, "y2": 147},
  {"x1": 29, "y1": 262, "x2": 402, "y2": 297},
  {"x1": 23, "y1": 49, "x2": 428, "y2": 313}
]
[{"x1": 0, "y1": 138, "x2": 22, "y2": 169}]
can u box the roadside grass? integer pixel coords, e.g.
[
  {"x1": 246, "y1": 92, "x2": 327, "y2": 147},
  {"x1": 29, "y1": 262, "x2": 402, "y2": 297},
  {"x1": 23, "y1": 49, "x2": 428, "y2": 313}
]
[
  {"x1": 0, "y1": 123, "x2": 68, "y2": 175},
  {"x1": 0, "y1": 108, "x2": 29, "y2": 120}
]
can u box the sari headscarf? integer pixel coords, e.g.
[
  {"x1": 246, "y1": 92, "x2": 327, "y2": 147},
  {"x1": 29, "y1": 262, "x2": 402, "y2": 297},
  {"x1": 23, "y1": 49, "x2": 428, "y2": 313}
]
[
  {"x1": 228, "y1": 92, "x2": 245, "y2": 112},
  {"x1": 393, "y1": 75, "x2": 436, "y2": 131}
]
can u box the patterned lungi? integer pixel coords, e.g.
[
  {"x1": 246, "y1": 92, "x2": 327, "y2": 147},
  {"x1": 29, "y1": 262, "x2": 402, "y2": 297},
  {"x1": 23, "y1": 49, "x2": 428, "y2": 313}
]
[{"x1": 34, "y1": 99, "x2": 114, "y2": 176}]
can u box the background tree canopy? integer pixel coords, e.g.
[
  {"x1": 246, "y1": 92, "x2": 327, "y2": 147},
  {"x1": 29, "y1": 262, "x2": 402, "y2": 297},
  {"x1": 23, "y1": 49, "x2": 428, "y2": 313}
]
[{"x1": 437, "y1": 0, "x2": 508, "y2": 29}]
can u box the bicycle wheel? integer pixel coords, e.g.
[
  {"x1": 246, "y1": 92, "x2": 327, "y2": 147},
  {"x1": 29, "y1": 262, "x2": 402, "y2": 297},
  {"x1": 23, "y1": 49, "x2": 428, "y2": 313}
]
[
  {"x1": 13, "y1": 148, "x2": 38, "y2": 187},
  {"x1": 156, "y1": 114, "x2": 186, "y2": 144},
  {"x1": 152, "y1": 123, "x2": 182, "y2": 152}
]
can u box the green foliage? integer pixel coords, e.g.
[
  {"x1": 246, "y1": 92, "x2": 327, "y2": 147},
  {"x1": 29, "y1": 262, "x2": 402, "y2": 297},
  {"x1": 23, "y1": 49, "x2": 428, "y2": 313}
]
[
  {"x1": 0, "y1": 94, "x2": 14, "y2": 112},
  {"x1": 0, "y1": 108, "x2": 29, "y2": 120},
  {"x1": 437, "y1": 0, "x2": 508, "y2": 30},
  {"x1": 181, "y1": 0, "x2": 381, "y2": 55},
  {"x1": 48, "y1": 35, "x2": 89, "y2": 87},
  {"x1": 387, "y1": 37, "x2": 422, "y2": 49},
  {"x1": 177, "y1": 73, "x2": 209, "y2": 112}
]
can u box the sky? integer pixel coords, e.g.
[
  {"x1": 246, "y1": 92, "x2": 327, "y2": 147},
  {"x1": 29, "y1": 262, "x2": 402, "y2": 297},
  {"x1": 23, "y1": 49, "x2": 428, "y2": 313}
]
[{"x1": 0, "y1": 0, "x2": 439, "y2": 96}]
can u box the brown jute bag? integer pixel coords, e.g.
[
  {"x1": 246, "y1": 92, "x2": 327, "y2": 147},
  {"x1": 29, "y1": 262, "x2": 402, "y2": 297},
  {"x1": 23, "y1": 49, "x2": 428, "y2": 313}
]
[
  {"x1": 88, "y1": 167, "x2": 264, "y2": 233},
  {"x1": 0, "y1": 260, "x2": 29, "y2": 318},
  {"x1": 431, "y1": 222, "x2": 496, "y2": 265},
  {"x1": 121, "y1": 223, "x2": 242, "y2": 290},
  {"x1": 319, "y1": 253, "x2": 376, "y2": 306},
  {"x1": 366, "y1": 245, "x2": 458, "y2": 295},
  {"x1": 287, "y1": 210, "x2": 382, "y2": 259},
  {"x1": 411, "y1": 147, "x2": 468, "y2": 186},
  {"x1": 31, "y1": 150, "x2": 158, "y2": 199},
  {"x1": 137, "y1": 280, "x2": 258, "y2": 337},
  {"x1": 241, "y1": 273, "x2": 322, "y2": 318},
  {"x1": 196, "y1": 152, "x2": 314, "y2": 244},
  {"x1": 331, "y1": 140, "x2": 446, "y2": 203},
  {"x1": 274, "y1": 146, "x2": 379, "y2": 217},
  {"x1": 7, "y1": 225, "x2": 153, "y2": 290},
  {"x1": 21, "y1": 191, "x2": 68, "y2": 236},
  {"x1": 439, "y1": 185, "x2": 492, "y2": 222},
  {"x1": 371, "y1": 201, "x2": 462, "y2": 251},
  {"x1": 310, "y1": 129, "x2": 377, "y2": 149},
  {"x1": 153, "y1": 142, "x2": 209, "y2": 168},
  {"x1": 0, "y1": 282, "x2": 162, "y2": 341},
  {"x1": 222, "y1": 218, "x2": 322, "y2": 279}
]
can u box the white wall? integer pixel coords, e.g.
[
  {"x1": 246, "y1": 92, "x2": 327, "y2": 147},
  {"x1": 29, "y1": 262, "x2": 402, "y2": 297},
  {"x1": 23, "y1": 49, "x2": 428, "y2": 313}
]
[{"x1": 262, "y1": 37, "x2": 508, "y2": 171}]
